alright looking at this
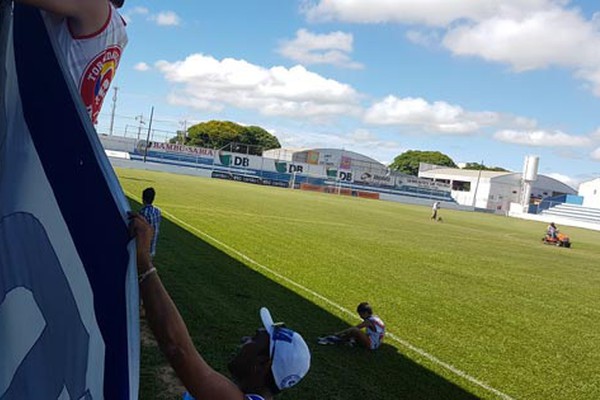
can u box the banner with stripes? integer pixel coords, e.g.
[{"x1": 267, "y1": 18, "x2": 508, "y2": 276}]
[{"x1": 0, "y1": 3, "x2": 138, "y2": 399}]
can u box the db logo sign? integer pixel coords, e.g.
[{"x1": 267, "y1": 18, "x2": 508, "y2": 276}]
[
  {"x1": 339, "y1": 172, "x2": 353, "y2": 181},
  {"x1": 288, "y1": 165, "x2": 303, "y2": 173},
  {"x1": 233, "y1": 156, "x2": 249, "y2": 167}
]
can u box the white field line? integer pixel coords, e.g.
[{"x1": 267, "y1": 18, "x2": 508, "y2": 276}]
[{"x1": 128, "y1": 193, "x2": 515, "y2": 400}]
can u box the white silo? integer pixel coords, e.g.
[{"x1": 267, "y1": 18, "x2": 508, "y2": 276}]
[{"x1": 520, "y1": 155, "x2": 539, "y2": 211}]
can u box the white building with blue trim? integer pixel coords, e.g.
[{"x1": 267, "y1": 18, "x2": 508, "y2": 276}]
[{"x1": 579, "y1": 178, "x2": 600, "y2": 209}]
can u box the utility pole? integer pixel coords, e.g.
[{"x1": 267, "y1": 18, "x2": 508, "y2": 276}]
[
  {"x1": 136, "y1": 114, "x2": 144, "y2": 141},
  {"x1": 179, "y1": 119, "x2": 188, "y2": 144},
  {"x1": 109, "y1": 86, "x2": 118, "y2": 136},
  {"x1": 143, "y1": 106, "x2": 154, "y2": 163},
  {"x1": 471, "y1": 160, "x2": 484, "y2": 208}
]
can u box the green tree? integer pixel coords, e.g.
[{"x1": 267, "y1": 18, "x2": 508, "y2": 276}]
[
  {"x1": 170, "y1": 120, "x2": 281, "y2": 154},
  {"x1": 241, "y1": 126, "x2": 281, "y2": 150},
  {"x1": 463, "y1": 162, "x2": 508, "y2": 172},
  {"x1": 389, "y1": 150, "x2": 457, "y2": 176}
]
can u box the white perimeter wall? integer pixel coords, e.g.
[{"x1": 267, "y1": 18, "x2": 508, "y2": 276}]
[
  {"x1": 487, "y1": 181, "x2": 519, "y2": 212},
  {"x1": 98, "y1": 135, "x2": 136, "y2": 152},
  {"x1": 579, "y1": 180, "x2": 600, "y2": 209},
  {"x1": 509, "y1": 203, "x2": 600, "y2": 231},
  {"x1": 451, "y1": 180, "x2": 491, "y2": 209}
]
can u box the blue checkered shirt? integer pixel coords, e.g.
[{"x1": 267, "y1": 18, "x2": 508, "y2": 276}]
[{"x1": 140, "y1": 204, "x2": 161, "y2": 257}]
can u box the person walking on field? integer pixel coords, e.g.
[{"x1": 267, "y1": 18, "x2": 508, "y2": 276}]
[
  {"x1": 139, "y1": 187, "x2": 161, "y2": 258},
  {"x1": 431, "y1": 201, "x2": 441, "y2": 221}
]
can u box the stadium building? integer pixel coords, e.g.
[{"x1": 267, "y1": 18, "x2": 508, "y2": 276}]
[
  {"x1": 100, "y1": 138, "x2": 457, "y2": 204},
  {"x1": 418, "y1": 162, "x2": 577, "y2": 212},
  {"x1": 98, "y1": 136, "x2": 600, "y2": 228},
  {"x1": 578, "y1": 178, "x2": 600, "y2": 209},
  {"x1": 264, "y1": 147, "x2": 389, "y2": 176}
]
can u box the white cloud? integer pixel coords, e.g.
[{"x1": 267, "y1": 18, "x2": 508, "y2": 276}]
[
  {"x1": 512, "y1": 116, "x2": 539, "y2": 130},
  {"x1": 278, "y1": 128, "x2": 402, "y2": 163},
  {"x1": 302, "y1": 0, "x2": 479, "y2": 26},
  {"x1": 151, "y1": 11, "x2": 181, "y2": 26},
  {"x1": 406, "y1": 30, "x2": 441, "y2": 47},
  {"x1": 302, "y1": 0, "x2": 556, "y2": 27},
  {"x1": 348, "y1": 129, "x2": 379, "y2": 142},
  {"x1": 155, "y1": 54, "x2": 361, "y2": 119},
  {"x1": 364, "y1": 96, "x2": 500, "y2": 134},
  {"x1": 494, "y1": 129, "x2": 592, "y2": 147},
  {"x1": 303, "y1": 0, "x2": 600, "y2": 96},
  {"x1": 134, "y1": 62, "x2": 150, "y2": 72},
  {"x1": 121, "y1": 6, "x2": 149, "y2": 23},
  {"x1": 578, "y1": 68, "x2": 600, "y2": 96},
  {"x1": 123, "y1": 8, "x2": 181, "y2": 27},
  {"x1": 347, "y1": 129, "x2": 401, "y2": 152},
  {"x1": 591, "y1": 147, "x2": 600, "y2": 160},
  {"x1": 278, "y1": 29, "x2": 363, "y2": 69},
  {"x1": 130, "y1": 6, "x2": 149, "y2": 14},
  {"x1": 594, "y1": 12, "x2": 600, "y2": 27},
  {"x1": 442, "y1": 8, "x2": 600, "y2": 72}
]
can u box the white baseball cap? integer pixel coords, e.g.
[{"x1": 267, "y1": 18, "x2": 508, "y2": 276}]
[{"x1": 260, "y1": 307, "x2": 311, "y2": 390}]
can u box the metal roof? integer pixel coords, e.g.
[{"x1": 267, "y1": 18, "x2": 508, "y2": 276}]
[{"x1": 419, "y1": 168, "x2": 513, "y2": 180}]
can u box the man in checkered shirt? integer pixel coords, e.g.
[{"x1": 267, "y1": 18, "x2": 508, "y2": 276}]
[
  {"x1": 139, "y1": 187, "x2": 161, "y2": 258},
  {"x1": 14, "y1": 0, "x2": 128, "y2": 124}
]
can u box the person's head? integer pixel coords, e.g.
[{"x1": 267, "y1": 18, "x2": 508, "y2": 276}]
[
  {"x1": 109, "y1": 0, "x2": 125, "y2": 9},
  {"x1": 357, "y1": 302, "x2": 373, "y2": 318},
  {"x1": 142, "y1": 187, "x2": 155, "y2": 205},
  {"x1": 228, "y1": 308, "x2": 310, "y2": 396},
  {"x1": 550, "y1": 222, "x2": 556, "y2": 228}
]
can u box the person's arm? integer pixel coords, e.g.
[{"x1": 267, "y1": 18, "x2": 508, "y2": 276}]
[
  {"x1": 138, "y1": 207, "x2": 148, "y2": 220},
  {"x1": 130, "y1": 214, "x2": 244, "y2": 400},
  {"x1": 335, "y1": 320, "x2": 369, "y2": 336},
  {"x1": 14, "y1": 0, "x2": 110, "y2": 36}
]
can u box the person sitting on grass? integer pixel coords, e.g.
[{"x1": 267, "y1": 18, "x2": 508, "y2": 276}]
[
  {"x1": 318, "y1": 302, "x2": 385, "y2": 350},
  {"x1": 129, "y1": 214, "x2": 311, "y2": 400}
]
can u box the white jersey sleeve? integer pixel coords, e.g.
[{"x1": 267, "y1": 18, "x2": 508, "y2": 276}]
[{"x1": 42, "y1": 4, "x2": 128, "y2": 123}]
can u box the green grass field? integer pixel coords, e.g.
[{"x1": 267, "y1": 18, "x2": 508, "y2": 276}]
[{"x1": 118, "y1": 168, "x2": 600, "y2": 400}]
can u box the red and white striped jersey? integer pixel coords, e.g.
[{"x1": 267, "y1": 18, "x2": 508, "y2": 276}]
[{"x1": 42, "y1": 4, "x2": 128, "y2": 123}]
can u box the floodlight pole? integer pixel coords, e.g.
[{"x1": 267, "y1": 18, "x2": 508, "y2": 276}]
[
  {"x1": 179, "y1": 119, "x2": 188, "y2": 144},
  {"x1": 109, "y1": 86, "x2": 118, "y2": 136},
  {"x1": 471, "y1": 160, "x2": 484, "y2": 207},
  {"x1": 135, "y1": 114, "x2": 144, "y2": 141},
  {"x1": 143, "y1": 106, "x2": 154, "y2": 163}
]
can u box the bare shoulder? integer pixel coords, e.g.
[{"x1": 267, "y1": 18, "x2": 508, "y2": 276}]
[
  {"x1": 16, "y1": 0, "x2": 110, "y2": 20},
  {"x1": 68, "y1": 0, "x2": 113, "y2": 37},
  {"x1": 15, "y1": 0, "x2": 114, "y2": 36}
]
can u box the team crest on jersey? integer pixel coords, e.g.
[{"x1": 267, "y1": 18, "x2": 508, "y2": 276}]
[{"x1": 80, "y1": 45, "x2": 122, "y2": 123}]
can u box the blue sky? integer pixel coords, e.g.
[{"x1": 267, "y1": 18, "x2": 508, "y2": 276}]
[{"x1": 97, "y1": 0, "x2": 600, "y2": 188}]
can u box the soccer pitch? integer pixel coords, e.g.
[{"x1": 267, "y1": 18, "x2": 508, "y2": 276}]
[{"x1": 118, "y1": 168, "x2": 600, "y2": 400}]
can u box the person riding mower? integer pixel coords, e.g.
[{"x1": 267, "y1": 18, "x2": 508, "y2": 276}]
[{"x1": 542, "y1": 224, "x2": 571, "y2": 248}]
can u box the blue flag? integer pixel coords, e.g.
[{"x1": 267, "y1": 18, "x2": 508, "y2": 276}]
[{"x1": 0, "y1": 3, "x2": 138, "y2": 399}]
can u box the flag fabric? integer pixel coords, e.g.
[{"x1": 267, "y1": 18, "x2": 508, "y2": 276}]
[{"x1": 0, "y1": 3, "x2": 138, "y2": 399}]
